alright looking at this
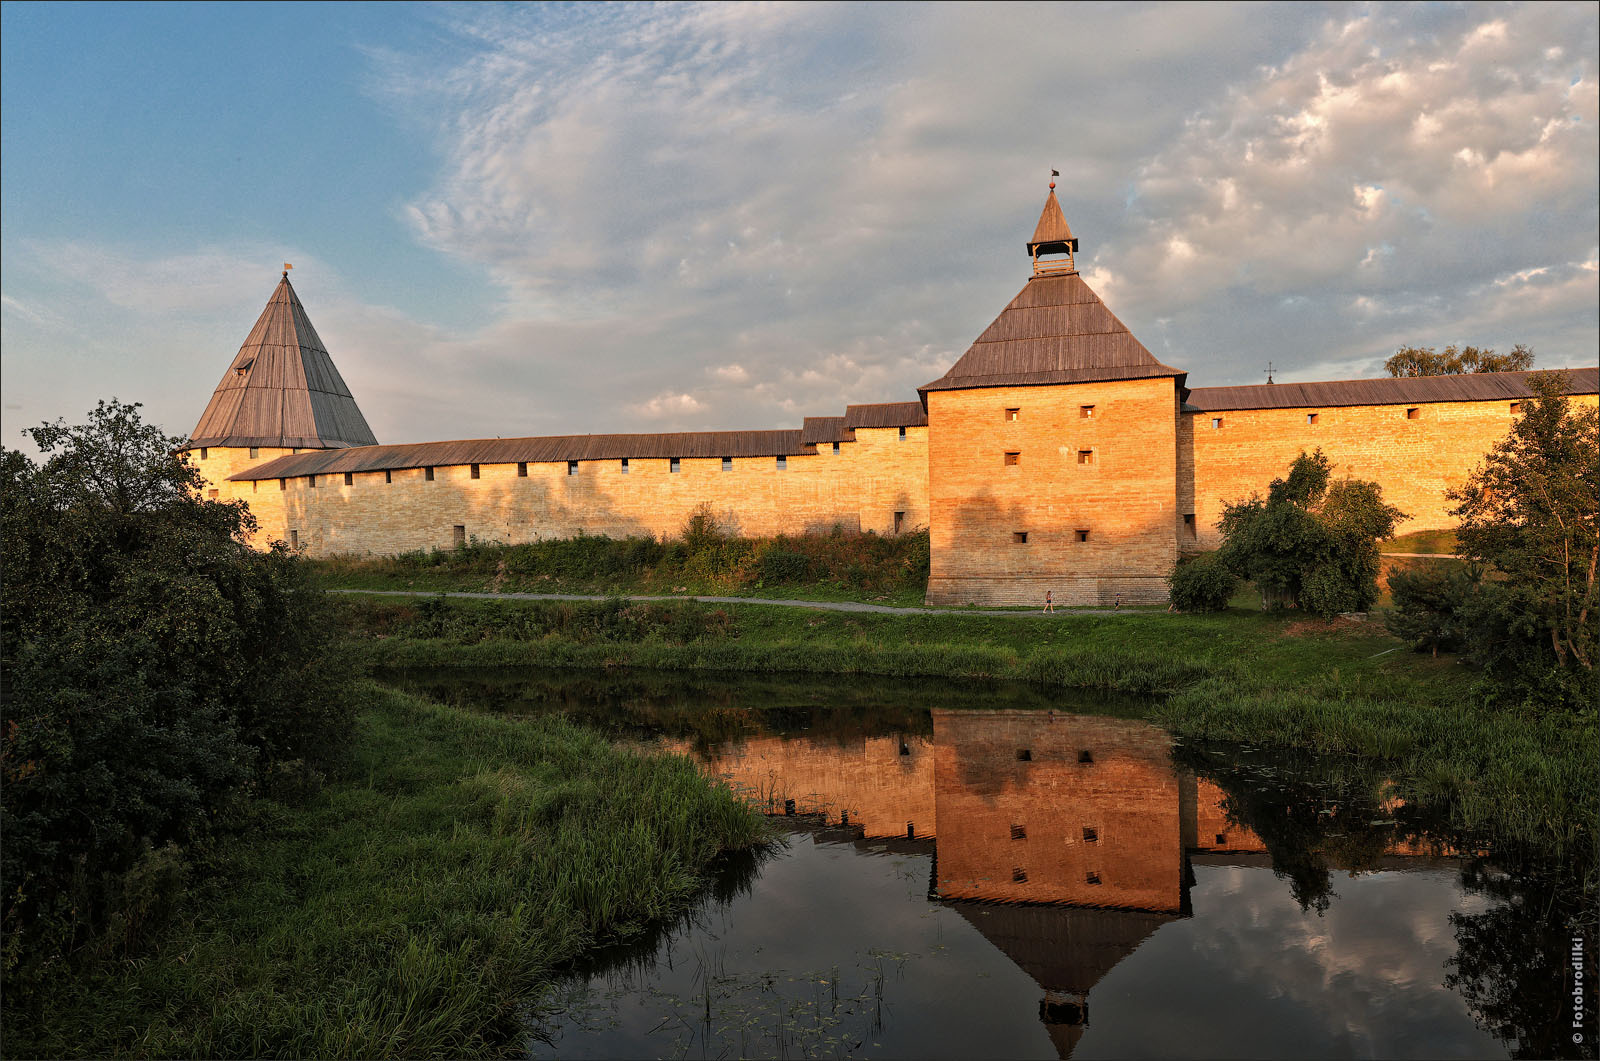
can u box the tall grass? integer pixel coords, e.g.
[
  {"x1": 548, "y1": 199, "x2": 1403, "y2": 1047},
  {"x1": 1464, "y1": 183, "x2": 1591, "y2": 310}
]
[
  {"x1": 310, "y1": 527, "x2": 932, "y2": 605},
  {"x1": 6, "y1": 684, "x2": 767, "y2": 1059}
]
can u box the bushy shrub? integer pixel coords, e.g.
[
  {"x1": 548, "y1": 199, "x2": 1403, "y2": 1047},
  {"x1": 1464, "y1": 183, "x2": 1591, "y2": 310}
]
[
  {"x1": 1218, "y1": 450, "x2": 1405, "y2": 615},
  {"x1": 1, "y1": 401, "x2": 354, "y2": 985},
  {"x1": 1384, "y1": 561, "x2": 1476, "y2": 656},
  {"x1": 1166, "y1": 551, "x2": 1238, "y2": 612}
]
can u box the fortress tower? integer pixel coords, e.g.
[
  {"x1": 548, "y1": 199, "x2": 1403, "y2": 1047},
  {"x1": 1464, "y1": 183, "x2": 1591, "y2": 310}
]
[
  {"x1": 184, "y1": 272, "x2": 376, "y2": 540},
  {"x1": 920, "y1": 182, "x2": 1188, "y2": 606}
]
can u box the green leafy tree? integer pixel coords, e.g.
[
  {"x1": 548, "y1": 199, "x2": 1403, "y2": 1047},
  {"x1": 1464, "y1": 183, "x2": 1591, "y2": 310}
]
[
  {"x1": 1446, "y1": 371, "x2": 1598, "y2": 707},
  {"x1": 1385, "y1": 343, "x2": 1534, "y2": 377},
  {"x1": 1218, "y1": 450, "x2": 1405, "y2": 615},
  {"x1": 1, "y1": 401, "x2": 352, "y2": 984}
]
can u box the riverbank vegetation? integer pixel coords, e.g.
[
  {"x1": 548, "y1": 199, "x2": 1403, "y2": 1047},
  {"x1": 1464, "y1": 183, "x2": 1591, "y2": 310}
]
[
  {"x1": 309, "y1": 508, "x2": 932, "y2": 606},
  {"x1": 5, "y1": 683, "x2": 767, "y2": 1058},
  {"x1": 332, "y1": 592, "x2": 1596, "y2": 858}
]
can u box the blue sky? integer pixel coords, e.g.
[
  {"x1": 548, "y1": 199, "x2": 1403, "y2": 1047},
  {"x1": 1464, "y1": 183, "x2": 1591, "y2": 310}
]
[{"x1": 3, "y1": 2, "x2": 1596, "y2": 451}]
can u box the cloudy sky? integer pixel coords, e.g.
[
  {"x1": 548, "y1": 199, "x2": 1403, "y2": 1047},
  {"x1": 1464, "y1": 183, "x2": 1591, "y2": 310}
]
[{"x1": 2, "y1": 2, "x2": 1595, "y2": 451}]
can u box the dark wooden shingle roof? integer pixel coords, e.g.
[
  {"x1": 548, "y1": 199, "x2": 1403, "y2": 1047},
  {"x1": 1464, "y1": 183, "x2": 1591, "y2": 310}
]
[
  {"x1": 800, "y1": 416, "x2": 850, "y2": 444},
  {"x1": 230, "y1": 429, "x2": 810, "y2": 480},
  {"x1": 190, "y1": 275, "x2": 378, "y2": 450},
  {"x1": 920, "y1": 272, "x2": 1185, "y2": 396},
  {"x1": 1187, "y1": 367, "x2": 1598, "y2": 412},
  {"x1": 844, "y1": 402, "x2": 928, "y2": 429}
]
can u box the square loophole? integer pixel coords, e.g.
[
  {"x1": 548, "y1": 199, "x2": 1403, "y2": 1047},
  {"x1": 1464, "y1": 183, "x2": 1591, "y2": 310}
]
[
  {"x1": 1012, "y1": 867, "x2": 1028, "y2": 883},
  {"x1": 1004, "y1": 451, "x2": 1020, "y2": 466},
  {"x1": 1075, "y1": 529, "x2": 1090, "y2": 543},
  {"x1": 1082, "y1": 826, "x2": 1098, "y2": 843},
  {"x1": 1406, "y1": 407, "x2": 1420, "y2": 420},
  {"x1": 1005, "y1": 407, "x2": 1020, "y2": 422},
  {"x1": 1010, "y1": 824, "x2": 1026, "y2": 840},
  {"x1": 1077, "y1": 450, "x2": 1093, "y2": 465},
  {"x1": 1080, "y1": 405, "x2": 1095, "y2": 419},
  {"x1": 1013, "y1": 531, "x2": 1029, "y2": 544},
  {"x1": 1216, "y1": 833, "x2": 1228, "y2": 846},
  {"x1": 1086, "y1": 870, "x2": 1101, "y2": 885},
  {"x1": 1078, "y1": 750, "x2": 1094, "y2": 764},
  {"x1": 1016, "y1": 748, "x2": 1032, "y2": 762}
]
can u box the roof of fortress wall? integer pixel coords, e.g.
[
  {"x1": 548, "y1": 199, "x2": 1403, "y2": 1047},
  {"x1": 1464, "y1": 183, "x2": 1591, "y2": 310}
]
[
  {"x1": 230, "y1": 402, "x2": 930, "y2": 480},
  {"x1": 1187, "y1": 367, "x2": 1599, "y2": 412},
  {"x1": 190, "y1": 274, "x2": 378, "y2": 450}
]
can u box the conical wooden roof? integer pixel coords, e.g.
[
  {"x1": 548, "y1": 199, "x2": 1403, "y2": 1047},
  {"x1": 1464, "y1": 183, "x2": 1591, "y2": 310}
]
[
  {"x1": 1028, "y1": 188, "x2": 1077, "y2": 255},
  {"x1": 920, "y1": 271, "x2": 1185, "y2": 395},
  {"x1": 189, "y1": 274, "x2": 378, "y2": 449}
]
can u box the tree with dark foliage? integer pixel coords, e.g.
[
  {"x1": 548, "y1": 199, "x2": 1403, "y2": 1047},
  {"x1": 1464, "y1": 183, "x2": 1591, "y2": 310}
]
[
  {"x1": 1385, "y1": 343, "x2": 1534, "y2": 377},
  {"x1": 1, "y1": 401, "x2": 352, "y2": 988},
  {"x1": 1446, "y1": 371, "x2": 1598, "y2": 711}
]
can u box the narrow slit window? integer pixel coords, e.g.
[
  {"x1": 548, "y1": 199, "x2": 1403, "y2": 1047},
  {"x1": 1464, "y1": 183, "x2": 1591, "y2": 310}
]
[
  {"x1": 251, "y1": 481, "x2": 258, "y2": 493},
  {"x1": 1406, "y1": 407, "x2": 1419, "y2": 420},
  {"x1": 898, "y1": 426, "x2": 907, "y2": 440},
  {"x1": 517, "y1": 462, "x2": 528, "y2": 477},
  {"x1": 899, "y1": 741, "x2": 911, "y2": 757},
  {"x1": 1183, "y1": 513, "x2": 1196, "y2": 537},
  {"x1": 620, "y1": 458, "x2": 630, "y2": 474},
  {"x1": 1075, "y1": 529, "x2": 1090, "y2": 543},
  {"x1": 1078, "y1": 750, "x2": 1094, "y2": 764},
  {"x1": 1077, "y1": 449, "x2": 1093, "y2": 465},
  {"x1": 1016, "y1": 748, "x2": 1032, "y2": 762},
  {"x1": 670, "y1": 458, "x2": 680, "y2": 473},
  {"x1": 1012, "y1": 868, "x2": 1028, "y2": 883},
  {"x1": 289, "y1": 530, "x2": 299, "y2": 549},
  {"x1": 1004, "y1": 451, "x2": 1020, "y2": 466},
  {"x1": 308, "y1": 475, "x2": 316, "y2": 489},
  {"x1": 1013, "y1": 531, "x2": 1028, "y2": 544},
  {"x1": 894, "y1": 511, "x2": 905, "y2": 534},
  {"x1": 1082, "y1": 826, "x2": 1099, "y2": 844},
  {"x1": 1010, "y1": 824, "x2": 1026, "y2": 840},
  {"x1": 722, "y1": 457, "x2": 732, "y2": 471},
  {"x1": 453, "y1": 525, "x2": 465, "y2": 547},
  {"x1": 343, "y1": 472, "x2": 353, "y2": 486},
  {"x1": 199, "y1": 448, "x2": 208, "y2": 460},
  {"x1": 1307, "y1": 413, "x2": 1319, "y2": 425},
  {"x1": 471, "y1": 463, "x2": 481, "y2": 479},
  {"x1": 1080, "y1": 405, "x2": 1095, "y2": 419},
  {"x1": 567, "y1": 460, "x2": 578, "y2": 476},
  {"x1": 1005, "y1": 407, "x2": 1020, "y2": 422},
  {"x1": 1211, "y1": 417, "x2": 1223, "y2": 430},
  {"x1": 776, "y1": 455, "x2": 787, "y2": 470},
  {"x1": 425, "y1": 466, "x2": 435, "y2": 482},
  {"x1": 248, "y1": 447, "x2": 259, "y2": 459},
  {"x1": 278, "y1": 478, "x2": 286, "y2": 491},
  {"x1": 906, "y1": 822, "x2": 916, "y2": 840},
  {"x1": 1086, "y1": 871, "x2": 1101, "y2": 886},
  {"x1": 831, "y1": 442, "x2": 840, "y2": 454},
  {"x1": 385, "y1": 470, "x2": 392, "y2": 484}
]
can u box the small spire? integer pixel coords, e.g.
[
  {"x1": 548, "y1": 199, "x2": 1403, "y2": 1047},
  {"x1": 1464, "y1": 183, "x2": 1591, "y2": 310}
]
[
  {"x1": 1264, "y1": 361, "x2": 1275, "y2": 385},
  {"x1": 1028, "y1": 172, "x2": 1078, "y2": 276}
]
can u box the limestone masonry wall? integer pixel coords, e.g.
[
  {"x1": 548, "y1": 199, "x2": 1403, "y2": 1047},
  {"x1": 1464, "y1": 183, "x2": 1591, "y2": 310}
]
[
  {"x1": 210, "y1": 426, "x2": 928, "y2": 556},
  {"x1": 926, "y1": 377, "x2": 1179, "y2": 607},
  {"x1": 1185, "y1": 393, "x2": 1600, "y2": 550}
]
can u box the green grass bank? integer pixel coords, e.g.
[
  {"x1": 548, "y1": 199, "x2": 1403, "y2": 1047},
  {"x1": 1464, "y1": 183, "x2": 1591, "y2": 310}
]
[
  {"x1": 308, "y1": 527, "x2": 932, "y2": 607},
  {"x1": 333, "y1": 593, "x2": 1596, "y2": 857},
  {"x1": 6, "y1": 683, "x2": 767, "y2": 1060}
]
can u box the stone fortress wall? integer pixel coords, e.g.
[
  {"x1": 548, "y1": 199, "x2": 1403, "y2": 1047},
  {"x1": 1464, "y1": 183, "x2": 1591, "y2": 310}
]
[{"x1": 198, "y1": 422, "x2": 928, "y2": 555}]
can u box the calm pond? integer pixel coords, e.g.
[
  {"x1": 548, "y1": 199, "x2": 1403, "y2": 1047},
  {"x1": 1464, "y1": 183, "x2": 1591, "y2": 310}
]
[{"x1": 382, "y1": 668, "x2": 1594, "y2": 1060}]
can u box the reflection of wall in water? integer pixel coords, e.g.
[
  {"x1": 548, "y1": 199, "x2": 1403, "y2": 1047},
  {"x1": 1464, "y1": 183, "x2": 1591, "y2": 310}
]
[
  {"x1": 668, "y1": 733, "x2": 937, "y2": 839},
  {"x1": 930, "y1": 710, "x2": 1183, "y2": 912}
]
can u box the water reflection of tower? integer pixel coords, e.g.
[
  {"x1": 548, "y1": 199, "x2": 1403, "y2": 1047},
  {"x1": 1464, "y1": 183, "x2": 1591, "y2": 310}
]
[{"x1": 930, "y1": 709, "x2": 1189, "y2": 1057}]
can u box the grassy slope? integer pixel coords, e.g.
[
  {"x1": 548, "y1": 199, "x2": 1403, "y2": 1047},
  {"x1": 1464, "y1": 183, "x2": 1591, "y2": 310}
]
[
  {"x1": 335, "y1": 594, "x2": 1596, "y2": 855},
  {"x1": 9, "y1": 684, "x2": 766, "y2": 1060}
]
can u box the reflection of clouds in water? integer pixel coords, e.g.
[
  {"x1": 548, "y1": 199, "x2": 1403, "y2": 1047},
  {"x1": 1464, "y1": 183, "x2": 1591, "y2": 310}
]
[{"x1": 1075, "y1": 867, "x2": 1505, "y2": 1059}]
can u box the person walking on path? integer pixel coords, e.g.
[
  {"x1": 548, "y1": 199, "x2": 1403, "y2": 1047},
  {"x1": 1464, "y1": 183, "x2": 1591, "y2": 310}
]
[
  {"x1": 1114, "y1": 593, "x2": 1122, "y2": 610},
  {"x1": 1044, "y1": 589, "x2": 1055, "y2": 614}
]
